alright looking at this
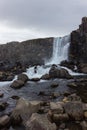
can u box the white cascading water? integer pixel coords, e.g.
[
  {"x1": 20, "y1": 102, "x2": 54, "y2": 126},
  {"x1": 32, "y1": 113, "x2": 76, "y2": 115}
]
[{"x1": 45, "y1": 35, "x2": 70, "y2": 65}]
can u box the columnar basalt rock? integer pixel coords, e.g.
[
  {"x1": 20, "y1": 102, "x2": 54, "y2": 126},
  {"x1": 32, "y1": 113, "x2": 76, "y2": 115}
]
[{"x1": 69, "y1": 17, "x2": 87, "y2": 64}]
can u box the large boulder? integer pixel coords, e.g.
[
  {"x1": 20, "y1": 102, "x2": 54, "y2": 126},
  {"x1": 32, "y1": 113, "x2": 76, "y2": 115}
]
[
  {"x1": 11, "y1": 98, "x2": 41, "y2": 125},
  {"x1": 49, "y1": 65, "x2": 72, "y2": 79},
  {"x1": 25, "y1": 113, "x2": 57, "y2": 130}
]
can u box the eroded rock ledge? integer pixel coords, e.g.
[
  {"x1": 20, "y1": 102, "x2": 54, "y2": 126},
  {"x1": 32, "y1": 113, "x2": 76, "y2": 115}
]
[{"x1": 0, "y1": 37, "x2": 53, "y2": 71}]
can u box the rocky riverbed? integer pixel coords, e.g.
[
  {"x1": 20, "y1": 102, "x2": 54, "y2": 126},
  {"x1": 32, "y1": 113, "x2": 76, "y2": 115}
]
[{"x1": 0, "y1": 68, "x2": 87, "y2": 130}]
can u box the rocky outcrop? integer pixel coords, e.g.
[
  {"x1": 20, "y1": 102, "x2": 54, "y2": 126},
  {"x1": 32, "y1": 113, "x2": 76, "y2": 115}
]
[
  {"x1": 69, "y1": 17, "x2": 87, "y2": 65},
  {"x1": 0, "y1": 38, "x2": 53, "y2": 71}
]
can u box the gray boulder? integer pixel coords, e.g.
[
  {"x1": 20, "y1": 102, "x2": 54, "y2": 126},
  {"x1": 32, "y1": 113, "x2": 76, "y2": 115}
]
[{"x1": 25, "y1": 113, "x2": 57, "y2": 130}]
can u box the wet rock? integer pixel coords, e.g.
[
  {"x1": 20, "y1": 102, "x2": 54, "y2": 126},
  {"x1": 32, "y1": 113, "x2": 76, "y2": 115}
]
[
  {"x1": 64, "y1": 102, "x2": 84, "y2": 120},
  {"x1": 10, "y1": 80, "x2": 25, "y2": 89},
  {"x1": 49, "y1": 66, "x2": 72, "y2": 79},
  {"x1": 25, "y1": 113, "x2": 57, "y2": 130},
  {"x1": 53, "y1": 113, "x2": 69, "y2": 122},
  {"x1": 18, "y1": 74, "x2": 29, "y2": 83},
  {"x1": 0, "y1": 93, "x2": 4, "y2": 98},
  {"x1": 50, "y1": 83, "x2": 59, "y2": 88},
  {"x1": 41, "y1": 74, "x2": 50, "y2": 80},
  {"x1": 0, "y1": 115, "x2": 10, "y2": 128},
  {"x1": 38, "y1": 91, "x2": 45, "y2": 96},
  {"x1": 11, "y1": 95, "x2": 20, "y2": 100},
  {"x1": 0, "y1": 102, "x2": 9, "y2": 111},
  {"x1": 50, "y1": 102, "x2": 64, "y2": 114},
  {"x1": 11, "y1": 98, "x2": 40, "y2": 124},
  {"x1": 60, "y1": 60, "x2": 75, "y2": 70},
  {"x1": 30, "y1": 78, "x2": 40, "y2": 82}
]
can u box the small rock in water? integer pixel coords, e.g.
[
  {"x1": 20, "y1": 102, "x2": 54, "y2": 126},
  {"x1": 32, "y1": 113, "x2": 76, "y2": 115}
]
[
  {"x1": 0, "y1": 93, "x2": 4, "y2": 98},
  {"x1": 51, "y1": 83, "x2": 59, "y2": 88},
  {"x1": 30, "y1": 78, "x2": 40, "y2": 82},
  {"x1": 38, "y1": 91, "x2": 45, "y2": 96},
  {"x1": 11, "y1": 95, "x2": 20, "y2": 100},
  {"x1": 0, "y1": 102, "x2": 9, "y2": 111}
]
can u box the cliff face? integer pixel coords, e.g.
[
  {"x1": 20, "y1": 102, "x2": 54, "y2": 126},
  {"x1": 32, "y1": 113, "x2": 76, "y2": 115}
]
[
  {"x1": 69, "y1": 17, "x2": 87, "y2": 64},
  {"x1": 0, "y1": 38, "x2": 53, "y2": 68}
]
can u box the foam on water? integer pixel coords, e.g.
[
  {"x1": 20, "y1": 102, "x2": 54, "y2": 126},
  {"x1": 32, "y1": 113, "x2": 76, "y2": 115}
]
[{"x1": 25, "y1": 65, "x2": 50, "y2": 79}]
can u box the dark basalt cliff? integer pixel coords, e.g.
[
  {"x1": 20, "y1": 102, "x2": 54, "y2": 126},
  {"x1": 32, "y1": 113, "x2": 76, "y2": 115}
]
[
  {"x1": 69, "y1": 17, "x2": 87, "y2": 64},
  {"x1": 0, "y1": 37, "x2": 53, "y2": 70}
]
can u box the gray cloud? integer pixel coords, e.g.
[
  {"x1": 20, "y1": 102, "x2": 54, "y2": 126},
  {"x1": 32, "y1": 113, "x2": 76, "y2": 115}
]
[{"x1": 0, "y1": 0, "x2": 87, "y2": 43}]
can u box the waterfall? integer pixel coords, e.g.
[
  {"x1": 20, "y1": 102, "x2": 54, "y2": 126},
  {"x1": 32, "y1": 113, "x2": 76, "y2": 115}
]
[
  {"x1": 45, "y1": 35, "x2": 70, "y2": 65},
  {"x1": 25, "y1": 34, "x2": 85, "y2": 79}
]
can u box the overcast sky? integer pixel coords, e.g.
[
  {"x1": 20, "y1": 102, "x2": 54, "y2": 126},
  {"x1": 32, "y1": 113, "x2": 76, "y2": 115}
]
[{"x1": 0, "y1": 0, "x2": 87, "y2": 44}]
